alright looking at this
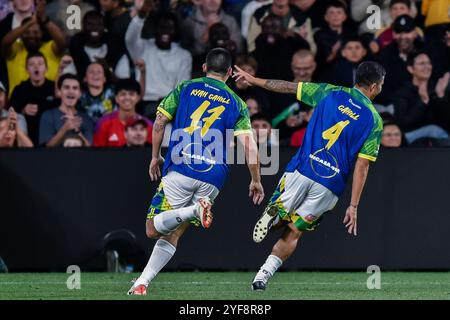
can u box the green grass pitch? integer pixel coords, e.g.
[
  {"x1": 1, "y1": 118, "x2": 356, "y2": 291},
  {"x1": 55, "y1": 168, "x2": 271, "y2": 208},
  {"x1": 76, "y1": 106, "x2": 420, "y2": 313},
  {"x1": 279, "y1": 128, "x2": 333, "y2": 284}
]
[{"x1": 1, "y1": 272, "x2": 450, "y2": 300}]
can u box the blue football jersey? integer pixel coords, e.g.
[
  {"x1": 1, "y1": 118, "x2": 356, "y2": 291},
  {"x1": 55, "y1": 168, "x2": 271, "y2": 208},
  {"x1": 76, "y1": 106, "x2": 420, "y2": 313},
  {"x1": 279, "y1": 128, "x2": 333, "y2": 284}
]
[
  {"x1": 157, "y1": 77, "x2": 252, "y2": 190},
  {"x1": 286, "y1": 82, "x2": 383, "y2": 197}
]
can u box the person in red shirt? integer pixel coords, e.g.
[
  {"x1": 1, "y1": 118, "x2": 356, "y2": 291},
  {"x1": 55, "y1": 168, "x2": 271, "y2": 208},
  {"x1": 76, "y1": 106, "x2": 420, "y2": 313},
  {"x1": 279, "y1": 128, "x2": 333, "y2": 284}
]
[
  {"x1": 290, "y1": 106, "x2": 314, "y2": 147},
  {"x1": 93, "y1": 78, "x2": 153, "y2": 147}
]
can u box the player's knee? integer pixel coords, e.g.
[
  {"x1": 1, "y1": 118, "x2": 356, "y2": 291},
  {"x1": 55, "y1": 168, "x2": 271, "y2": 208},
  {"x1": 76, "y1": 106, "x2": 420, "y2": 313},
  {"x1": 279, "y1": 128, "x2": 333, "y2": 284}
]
[{"x1": 288, "y1": 225, "x2": 303, "y2": 240}]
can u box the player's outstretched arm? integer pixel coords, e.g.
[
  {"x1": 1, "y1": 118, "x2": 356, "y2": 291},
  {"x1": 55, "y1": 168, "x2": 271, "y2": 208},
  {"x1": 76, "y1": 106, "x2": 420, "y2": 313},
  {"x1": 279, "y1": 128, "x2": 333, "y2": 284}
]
[
  {"x1": 343, "y1": 157, "x2": 370, "y2": 236},
  {"x1": 232, "y1": 65, "x2": 298, "y2": 95},
  {"x1": 149, "y1": 111, "x2": 169, "y2": 181},
  {"x1": 237, "y1": 133, "x2": 264, "y2": 205}
]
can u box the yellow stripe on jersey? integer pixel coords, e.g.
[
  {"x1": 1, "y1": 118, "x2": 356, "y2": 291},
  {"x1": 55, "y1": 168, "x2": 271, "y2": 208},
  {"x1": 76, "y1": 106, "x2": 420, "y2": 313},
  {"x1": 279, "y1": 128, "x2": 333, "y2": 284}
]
[
  {"x1": 358, "y1": 153, "x2": 377, "y2": 162},
  {"x1": 157, "y1": 106, "x2": 173, "y2": 120},
  {"x1": 233, "y1": 129, "x2": 253, "y2": 136},
  {"x1": 296, "y1": 82, "x2": 303, "y2": 101}
]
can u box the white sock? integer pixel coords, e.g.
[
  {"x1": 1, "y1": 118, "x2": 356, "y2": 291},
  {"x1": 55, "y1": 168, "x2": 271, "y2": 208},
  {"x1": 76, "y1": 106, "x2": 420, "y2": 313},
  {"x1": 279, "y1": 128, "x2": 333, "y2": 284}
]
[
  {"x1": 134, "y1": 239, "x2": 176, "y2": 287},
  {"x1": 153, "y1": 205, "x2": 197, "y2": 235},
  {"x1": 253, "y1": 255, "x2": 283, "y2": 283}
]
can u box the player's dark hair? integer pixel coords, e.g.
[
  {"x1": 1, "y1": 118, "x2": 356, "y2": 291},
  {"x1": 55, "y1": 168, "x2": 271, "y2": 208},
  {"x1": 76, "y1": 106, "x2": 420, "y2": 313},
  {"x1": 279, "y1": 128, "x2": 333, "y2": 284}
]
[
  {"x1": 205, "y1": 48, "x2": 232, "y2": 76},
  {"x1": 355, "y1": 61, "x2": 386, "y2": 88},
  {"x1": 390, "y1": 0, "x2": 411, "y2": 9},
  {"x1": 57, "y1": 73, "x2": 80, "y2": 90},
  {"x1": 26, "y1": 51, "x2": 48, "y2": 67}
]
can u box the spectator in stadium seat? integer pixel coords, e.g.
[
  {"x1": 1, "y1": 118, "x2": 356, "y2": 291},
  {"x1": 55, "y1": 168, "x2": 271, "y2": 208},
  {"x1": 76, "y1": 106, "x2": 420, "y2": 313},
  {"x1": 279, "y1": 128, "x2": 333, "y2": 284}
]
[
  {"x1": 371, "y1": 0, "x2": 424, "y2": 54},
  {"x1": 45, "y1": 0, "x2": 96, "y2": 38},
  {"x1": 39, "y1": 73, "x2": 93, "y2": 146},
  {"x1": 62, "y1": 132, "x2": 87, "y2": 147},
  {"x1": 428, "y1": 25, "x2": 450, "y2": 80},
  {"x1": 252, "y1": 14, "x2": 309, "y2": 82},
  {"x1": 245, "y1": 96, "x2": 264, "y2": 117},
  {"x1": 251, "y1": 113, "x2": 273, "y2": 146},
  {"x1": 290, "y1": 0, "x2": 328, "y2": 29},
  {"x1": 93, "y1": 78, "x2": 153, "y2": 147},
  {"x1": 126, "y1": 9, "x2": 192, "y2": 118},
  {"x1": 0, "y1": 108, "x2": 33, "y2": 147},
  {"x1": 381, "y1": 121, "x2": 404, "y2": 148},
  {"x1": 350, "y1": 0, "x2": 417, "y2": 36},
  {"x1": 393, "y1": 51, "x2": 449, "y2": 144},
  {"x1": 321, "y1": 37, "x2": 368, "y2": 88},
  {"x1": 69, "y1": 10, "x2": 123, "y2": 79},
  {"x1": 9, "y1": 52, "x2": 56, "y2": 145},
  {"x1": 190, "y1": 22, "x2": 239, "y2": 78},
  {"x1": 268, "y1": 49, "x2": 317, "y2": 143},
  {"x1": 78, "y1": 62, "x2": 116, "y2": 124},
  {"x1": 313, "y1": 0, "x2": 355, "y2": 75},
  {"x1": 375, "y1": 14, "x2": 423, "y2": 107},
  {"x1": 421, "y1": 0, "x2": 450, "y2": 47},
  {"x1": 1, "y1": 0, "x2": 66, "y2": 96},
  {"x1": 241, "y1": 0, "x2": 272, "y2": 40},
  {"x1": 124, "y1": 118, "x2": 149, "y2": 147},
  {"x1": 228, "y1": 55, "x2": 269, "y2": 112},
  {"x1": 181, "y1": 0, "x2": 242, "y2": 57},
  {"x1": 289, "y1": 105, "x2": 313, "y2": 147},
  {"x1": 0, "y1": 0, "x2": 34, "y2": 91},
  {"x1": 0, "y1": 80, "x2": 28, "y2": 135},
  {"x1": 248, "y1": 0, "x2": 315, "y2": 54}
]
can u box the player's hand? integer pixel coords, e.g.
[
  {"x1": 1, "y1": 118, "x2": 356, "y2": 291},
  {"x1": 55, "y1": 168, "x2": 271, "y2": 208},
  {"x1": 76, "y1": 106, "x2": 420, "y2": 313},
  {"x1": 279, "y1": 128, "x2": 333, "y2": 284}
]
[
  {"x1": 249, "y1": 180, "x2": 264, "y2": 205},
  {"x1": 232, "y1": 65, "x2": 256, "y2": 87},
  {"x1": 149, "y1": 156, "x2": 163, "y2": 181},
  {"x1": 343, "y1": 205, "x2": 357, "y2": 236}
]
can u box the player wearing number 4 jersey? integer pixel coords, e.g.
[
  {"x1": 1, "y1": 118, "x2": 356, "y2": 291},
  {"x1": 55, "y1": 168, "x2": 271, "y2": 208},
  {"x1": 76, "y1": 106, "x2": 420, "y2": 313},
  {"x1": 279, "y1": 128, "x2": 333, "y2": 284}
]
[
  {"x1": 128, "y1": 48, "x2": 264, "y2": 296},
  {"x1": 233, "y1": 61, "x2": 386, "y2": 291}
]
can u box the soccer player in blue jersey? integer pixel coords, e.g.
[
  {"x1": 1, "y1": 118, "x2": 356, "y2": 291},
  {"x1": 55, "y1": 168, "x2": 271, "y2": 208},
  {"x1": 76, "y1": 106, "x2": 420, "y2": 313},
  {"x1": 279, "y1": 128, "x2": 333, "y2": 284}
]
[
  {"x1": 233, "y1": 61, "x2": 385, "y2": 291},
  {"x1": 128, "y1": 48, "x2": 265, "y2": 295}
]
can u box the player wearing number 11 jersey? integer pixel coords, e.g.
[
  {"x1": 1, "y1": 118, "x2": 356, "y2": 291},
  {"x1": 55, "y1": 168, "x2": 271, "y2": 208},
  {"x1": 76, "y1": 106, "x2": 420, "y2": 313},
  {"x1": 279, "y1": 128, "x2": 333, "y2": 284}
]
[
  {"x1": 128, "y1": 48, "x2": 264, "y2": 295},
  {"x1": 233, "y1": 61, "x2": 386, "y2": 291}
]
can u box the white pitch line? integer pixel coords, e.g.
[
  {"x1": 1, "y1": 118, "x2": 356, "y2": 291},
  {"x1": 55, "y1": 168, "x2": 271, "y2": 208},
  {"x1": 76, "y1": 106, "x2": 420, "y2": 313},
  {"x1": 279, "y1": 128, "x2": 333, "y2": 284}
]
[{"x1": 0, "y1": 281, "x2": 449, "y2": 286}]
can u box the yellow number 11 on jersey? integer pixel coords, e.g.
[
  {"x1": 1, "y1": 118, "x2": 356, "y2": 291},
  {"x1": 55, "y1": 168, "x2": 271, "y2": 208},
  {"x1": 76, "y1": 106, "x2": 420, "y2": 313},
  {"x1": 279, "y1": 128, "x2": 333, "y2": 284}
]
[
  {"x1": 322, "y1": 120, "x2": 350, "y2": 150},
  {"x1": 184, "y1": 101, "x2": 226, "y2": 137}
]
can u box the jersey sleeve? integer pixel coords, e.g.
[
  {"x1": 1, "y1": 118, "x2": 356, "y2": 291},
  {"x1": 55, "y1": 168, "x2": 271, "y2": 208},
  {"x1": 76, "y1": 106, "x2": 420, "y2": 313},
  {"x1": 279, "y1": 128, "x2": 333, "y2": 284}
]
[
  {"x1": 233, "y1": 98, "x2": 252, "y2": 136},
  {"x1": 296, "y1": 82, "x2": 339, "y2": 108},
  {"x1": 358, "y1": 114, "x2": 383, "y2": 162},
  {"x1": 156, "y1": 81, "x2": 185, "y2": 120}
]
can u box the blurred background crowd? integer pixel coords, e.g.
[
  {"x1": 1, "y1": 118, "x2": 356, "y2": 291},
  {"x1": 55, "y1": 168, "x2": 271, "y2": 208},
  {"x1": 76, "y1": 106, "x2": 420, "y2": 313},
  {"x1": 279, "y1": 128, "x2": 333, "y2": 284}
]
[{"x1": 0, "y1": 0, "x2": 449, "y2": 150}]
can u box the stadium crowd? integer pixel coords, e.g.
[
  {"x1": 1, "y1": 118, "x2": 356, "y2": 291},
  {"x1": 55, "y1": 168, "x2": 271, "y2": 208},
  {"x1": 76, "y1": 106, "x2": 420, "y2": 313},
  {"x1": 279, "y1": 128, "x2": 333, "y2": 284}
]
[{"x1": 0, "y1": 0, "x2": 449, "y2": 149}]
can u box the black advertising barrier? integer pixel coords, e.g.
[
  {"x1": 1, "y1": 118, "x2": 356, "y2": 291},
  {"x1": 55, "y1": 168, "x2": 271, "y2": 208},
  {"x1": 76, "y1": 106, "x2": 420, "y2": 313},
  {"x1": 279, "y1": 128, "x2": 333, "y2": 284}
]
[{"x1": 1, "y1": 147, "x2": 450, "y2": 271}]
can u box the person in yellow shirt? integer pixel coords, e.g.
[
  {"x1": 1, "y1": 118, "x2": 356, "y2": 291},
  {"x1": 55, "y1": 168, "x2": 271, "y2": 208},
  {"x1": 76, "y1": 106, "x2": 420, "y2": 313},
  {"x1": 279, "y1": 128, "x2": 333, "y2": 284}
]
[
  {"x1": 1, "y1": 0, "x2": 66, "y2": 96},
  {"x1": 422, "y1": 0, "x2": 450, "y2": 28}
]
